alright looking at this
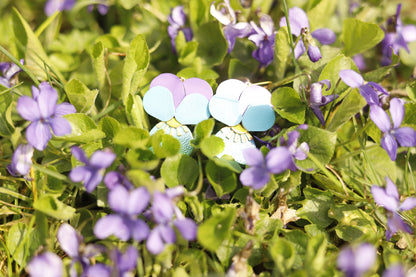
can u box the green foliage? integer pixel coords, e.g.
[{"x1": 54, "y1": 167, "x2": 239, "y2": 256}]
[
  {"x1": 65, "y1": 78, "x2": 98, "y2": 113},
  {"x1": 271, "y1": 87, "x2": 305, "y2": 124}
]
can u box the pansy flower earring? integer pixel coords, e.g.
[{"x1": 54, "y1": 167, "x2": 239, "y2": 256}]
[
  {"x1": 209, "y1": 79, "x2": 275, "y2": 164},
  {"x1": 143, "y1": 73, "x2": 213, "y2": 154}
]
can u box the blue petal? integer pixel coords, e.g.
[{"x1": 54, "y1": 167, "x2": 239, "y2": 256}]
[
  {"x1": 209, "y1": 96, "x2": 242, "y2": 126},
  {"x1": 242, "y1": 105, "x2": 275, "y2": 131},
  {"x1": 175, "y1": 94, "x2": 210, "y2": 125},
  {"x1": 143, "y1": 86, "x2": 175, "y2": 121}
]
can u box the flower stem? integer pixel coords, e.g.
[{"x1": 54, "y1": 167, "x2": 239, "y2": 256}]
[{"x1": 282, "y1": 0, "x2": 300, "y2": 73}]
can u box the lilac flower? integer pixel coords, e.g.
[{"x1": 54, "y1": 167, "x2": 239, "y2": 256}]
[
  {"x1": 69, "y1": 147, "x2": 116, "y2": 192},
  {"x1": 94, "y1": 185, "x2": 151, "y2": 241},
  {"x1": 110, "y1": 246, "x2": 138, "y2": 276},
  {"x1": 57, "y1": 223, "x2": 105, "y2": 277},
  {"x1": 369, "y1": 98, "x2": 416, "y2": 161},
  {"x1": 104, "y1": 170, "x2": 134, "y2": 190},
  {"x1": 337, "y1": 243, "x2": 377, "y2": 277},
  {"x1": 383, "y1": 264, "x2": 405, "y2": 277},
  {"x1": 168, "y1": 6, "x2": 193, "y2": 53},
  {"x1": 16, "y1": 82, "x2": 76, "y2": 151},
  {"x1": 45, "y1": 0, "x2": 76, "y2": 16},
  {"x1": 87, "y1": 1, "x2": 109, "y2": 15},
  {"x1": 240, "y1": 130, "x2": 308, "y2": 190},
  {"x1": 309, "y1": 80, "x2": 338, "y2": 126},
  {"x1": 210, "y1": 0, "x2": 253, "y2": 53},
  {"x1": 279, "y1": 7, "x2": 336, "y2": 62},
  {"x1": 7, "y1": 144, "x2": 34, "y2": 178},
  {"x1": 371, "y1": 177, "x2": 416, "y2": 240},
  {"x1": 352, "y1": 54, "x2": 366, "y2": 71},
  {"x1": 339, "y1": 69, "x2": 389, "y2": 106},
  {"x1": 381, "y1": 4, "x2": 416, "y2": 65},
  {"x1": 248, "y1": 15, "x2": 276, "y2": 67},
  {"x1": 0, "y1": 59, "x2": 23, "y2": 88},
  {"x1": 27, "y1": 252, "x2": 63, "y2": 277},
  {"x1": 146, "y1": 186, "x2": 197, "y2": 254}
]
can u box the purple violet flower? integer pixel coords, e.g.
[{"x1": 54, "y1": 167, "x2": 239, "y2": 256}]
[
  {"x1": 369, "y1": 98, "x2": 416, "y2": 161},
  {"x1": 352, "y1": 54, "x2": 366, "y2": 71},
  {"x1": 383, "y1": 264, "x2": 406, "y2": 277},
  {"x1": 45, "y1": 0, "x2": 76, "y2": 16},
  {"x1": 168, "y1": 6, "x2": 193, "y2": 54},
  {"x1": 104, "y1": 170, "x2": 134, "y2": 190},
  {"x1": 87, "y1": 1, "x2": 109, "y2": 15},
  {"x1": 248, "y1": 14, "x2": 276, "y2": 67},
  {"x1": 371, "y1": 176, "x2": 416, "y2": 240},
  {"x1": 94, "y1": 185, "x2": 151, "y2": 241},
  {"x1": 210, "y1": 0, "x2": 253, "y2": 53},
  {"x1": 69, "y1": 146, "x2": 116, "y2": 192},
  {"x1": 27, "y1": 252, "x2": 63, "y2": 277},
  {"x1": 16, "y1": 82, "x2": 76, "y2": 151},
  {"x1": 0, "y1": 59, "x2": 23, "y2": 88},
  {"x1": 110, "y1": 246, "x2": 139, "y2": 276},
  {"x1": 337, "y1": 243, "x2": 377, "y2": 277},
  {"x1": 279, "y1": 7, "x2": 336, "y2": 62},
  {"x1": 57, "y1": 223, "x2": 105, "y2": 277},
  {"x1": 381, "y1": 4, "x2": 416, "y2": 66},
  {"x1": 240, "y1": 130, "x2": 308, "y2": 190},
  {"x1": 7, "y1": 144, "x2": 34, "y2": 178},
  {"x1": 339, "y1": 69, "x2": 389, "y2": 106},
  {"x1": 309, "y1": 80, "x2": 338, "y2": 126},
  {"x1": 146, "y1": 186, "x2": 197, "y2": 255}
]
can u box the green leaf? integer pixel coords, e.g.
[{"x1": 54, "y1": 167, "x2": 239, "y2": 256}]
[
  {"x1": 34, "y1": 195, "x2": 76, "y2": 220},
  {"x1": 206, "y1": 160, "x2": 237, "y2": 198},
  {"x1": 0, "y1": 92, "x2": 14, "y2": 136},
  {"x1": 307, "y1": 0, "x2": 337, "y2": 30},
  {"x1": 228, "y1": 58, "x2": 258, "y2": 80},
  {"x1": 197, "y1": 207, "x2": 236, "y2": 252},
  {"x1": 305, "y1": 234, "x2": 327, "y2": 275},
  {"x1": 200, "y1": 136, "x2": 225, "y2": 158},
  {"x1": 269, "y1": 237, "x2": 295, "y2": 275},
  {"x1": 113, "y1": 127, "x2": 149, "y2": 149},
  {"x1": 274, "y1": 26, "x2": 291, "y2": 79},
  {"x1": 297, "y1": 186, "x2": 334, "y2": 228},
  {"x1": 342, "y1": 18, "x2": 384, "y2": 57},
  {"x1": 61, "y1": 113, "x2": 106, "y2": 143},
  {"x1": 121, "y1": 34, "x2": 149, "y2": 104},
  {"x1": 6, "y1": 222, "x2": 41, "y2": 267},
  {"x1": 65, "y1": 78, "x2": 98, "y2": 113},
  {"x1": 189, "y1": 0, "x2": 210, "y2": 28},
  {"x1": 327, "y1": 89, "x2": 367, "y2": 132},
  {"x1": 328, "y1": 204, "x2": 380, "y2": 243},
  {"x1": 98, "y1": 116, "x2": 121, "y2": 139},
  {"x1": 297, "y1": 126, "x2": 337, "y2": 171},
  {"x1": 161, "y1": 154, "x2": 199, "y2": 189},
  {"x1": 403, "y1": 102, "x2": 416, "y2": 127},
  {"x1": 194, "y1": 22, "x2": 227, "y2": 66},
  {"x1": 90, "y1": 41, "x2": 106, "y2": 89},
  {"x1": 271, "y1": 87, "x2": 305, "y2": 124},
  {"x1": 151, "y1": 130, "x2": 181, "y2": 158},
  {"x1": 125, "y1": 94, "x2": 149, "y2": 130},
  {"x1": 191, "y1": 118, "x2": 215, "y2": 147}
]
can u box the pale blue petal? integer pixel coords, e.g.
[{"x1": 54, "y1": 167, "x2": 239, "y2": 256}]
[
  {"x1": 242, "y1": 105, "x2": 275, "y2": 131},
  {"x1": 175, "y1": 94, "x2": 210, "y2": 125},
  {"x1": 143, "y1": 86, "x2": 175, "y2": 121}
]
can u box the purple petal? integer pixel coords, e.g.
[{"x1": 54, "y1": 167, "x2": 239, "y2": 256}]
[
  {"x1": 242, "y1": 148, "x2": 264, "y2": 167},
  {"x1": 8, "y1": 144, "x2": 34, "y2": 176},
  {"x1": 382, "y1": 264, "x2": 405, "y2": 277},
  {"x1": 310, "y1": 83, "x2": 323, "y2": 104},
  {"x1": 307, "y1": 45, "x2": 322, "y2": 62},
  {"x1": 174, "y1": 218, "x2": 197, "y2": 240},
  {"x1": 49, "y1": 117, "x2": 72, "y2": 136},
  {"x1": 37, "y1": 82, "x2": 58, "y2": 119},
  {"x1": 26, "y1": 121, "x2": 52, "y2": 151},
  {"x1": 353, "y1": 54, "x2": 366, "y2": 71},
  {"x1": 17, "y1": 96, "x2": 41, "y2": 121},
  {"x1": 69, "y1": 166, "x2": 91, "y2": 183},
  {"x1": 27, "y1": 252, "x2": 63, "y2": 277},
  {"x1": 395, "y1": 127, "x2": 416, "y2": 147},
  {"x1": 354, "y1": 244, "x2": 376, "y2": 273},
  {"x1": 369, "y1": 105, "x2": 391, "y2": 133},
  {"x1": 385, "y1": 176, "x2": 400, "y2": 200},
  {"x1": 359, "y1": 84, "x2": 380, "y2": 106},
  {"x1": 168, "y1": 6, "x2": 186, "y2": 26},
  {"x1": 83, "y1": 170, "x2": 104, "y2": 192},
  {"x1": 248, "y1": 33, "x2": 265, "y2": 47},
  {"x1": 239, "y1": 166, "x2": 270, "y2": 190},
  {"x1": 294, "y1": 40, "x2": 306, "y2": 59},
  {"x1": 128, "y1": 187, "x2": 151, "y2": 215},
  {"x1": 337, "y1": 247, "x2": 355, "y2": 272},
  {"x1": 368, "y1": 82, "x2": 389, "y2": 95},
  {"x1": 294, "y1": 142, "x2": 309, "y2": 160},
  {"x1": 280, "y1": 7, "x2": 309, "y2": 36},
  {"x1": 151, "y1": 192, "x2": 175, "y2": 223},
  {"x1": 401, "y1": 25, "x2": 416, "y2": 43},
  {"x1": 149, "y1": 73, "x2": 185, "y2": 108},
  {"x1": 387, "y1": 212, "x2": 413, "y2": 238},
  {"x1": 312, "y1": 28, "x2": 336, "y2": 45},
  {"x1": 131, "y1": 218, "x2": 150, "y2": 242},
  {"x1": 259, "y1": 14, "x2": 275, "y2": 37},
  {"x1": 381, "y1": 133, "x2": 398, "y2": 161},
  {"x1": 146, "y1": 228, "x2": 165, "y2": 255},
  {"x1": 108, "y1": 185, "x2": 129, "y2": 213},
  {"x1": 85, "y1": 264, "x2": 111, "y2": 277},
  {"x1": 389, "y1": 98, "x2": 404, "y2": 129},
  {"x1": 71, "y1": 146, "x2": 88, "y2": 164},
  {"x1": 210, "y1": 1, "x2": 234, "y2": 25},
  {"x1": 159, "y1": 224, "x2": 176, "y2": 244},
  {"x1": 55, "y1": 102, "x2": 76, "y2": 116},
  {"x1": 89, "y1": 150, "x2": 116, "y2": 169},
  {"x1": 399, "y1": 197, "x2": 416, "y2": 211},
  {"x1": 224, "y1": 23, "x2": 253, "y2": 52},
  {"x1": 116, "y1": 246, "x2": 138, "y2": 273},
  {"x1": 165, "y1": 186, "x2": 185, "y2": 199},
  {"x1": 371, "y1": 185, "x2": 399, "y2": 212},
  {"x1": 321, "y1": 94, "x2": 338, "y2": 105},
  {"x1": 57, "y1": 223, "x2": 81, "y2": 258},
  {"x1": 339, "y1": 70, "x2": 364, "y2": 88},
  {"x1": 311, "y1": 107, "x2": 325, "y2": 126},
  {"x1": 266, "y1": 147, "x2": 295, "y2": 174},
  {"x1": 94, "y1": 214, "x2": 130, "y2": 241}
]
